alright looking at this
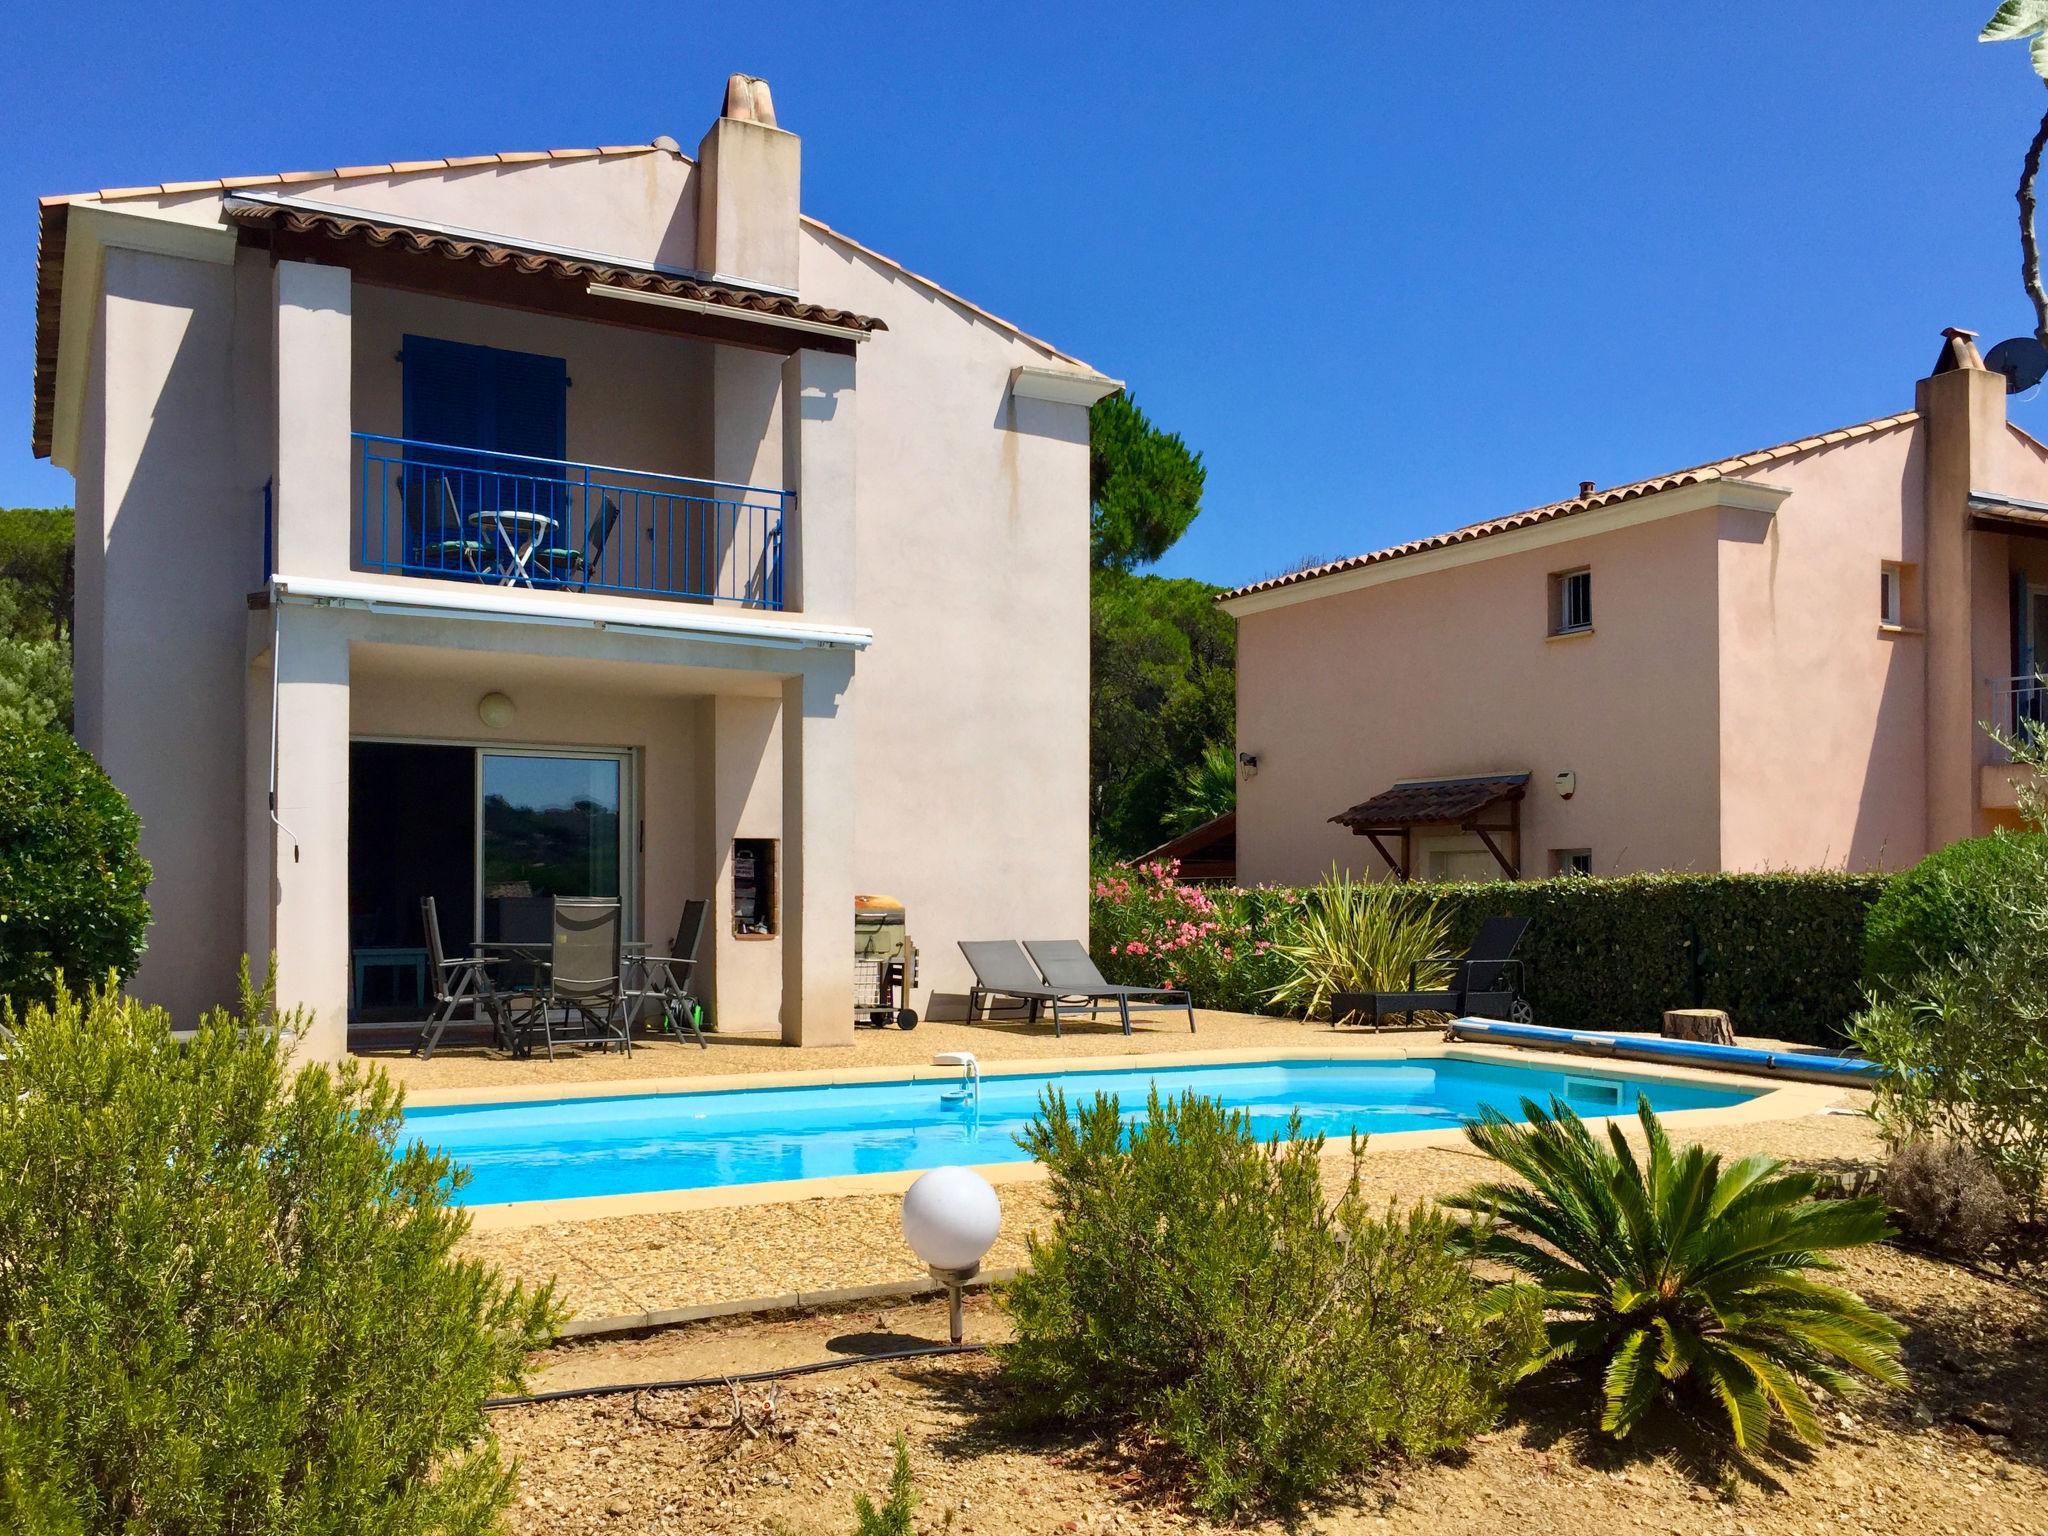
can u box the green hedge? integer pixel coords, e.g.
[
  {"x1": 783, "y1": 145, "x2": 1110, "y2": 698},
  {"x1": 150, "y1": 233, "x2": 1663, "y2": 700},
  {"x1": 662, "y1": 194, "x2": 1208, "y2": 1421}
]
[
  {"x1": 1421, "y1": 872, "x2": 1888, "y2": 1047},
  {"x1": 1093, "y1": 867, "x2": 1889, "y2": 1046}
]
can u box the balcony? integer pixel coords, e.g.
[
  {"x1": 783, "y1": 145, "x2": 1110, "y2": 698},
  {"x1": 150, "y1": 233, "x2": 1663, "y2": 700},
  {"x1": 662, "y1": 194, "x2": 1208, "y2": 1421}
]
[{"x1": 352, "y1": 433, "x2": 788, "y2": 609}]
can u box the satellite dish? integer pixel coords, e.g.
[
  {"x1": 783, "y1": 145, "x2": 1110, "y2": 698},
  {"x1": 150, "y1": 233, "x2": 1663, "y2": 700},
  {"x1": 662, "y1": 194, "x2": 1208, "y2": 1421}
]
[{"x1": 1987, "y1": 335, "x2": 2048, "y2": 395}]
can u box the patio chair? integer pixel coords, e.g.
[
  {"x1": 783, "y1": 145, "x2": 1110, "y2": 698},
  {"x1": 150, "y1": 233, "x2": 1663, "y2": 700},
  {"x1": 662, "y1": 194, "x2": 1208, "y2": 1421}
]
[
  {"x1": 1024, "y1": 939, "x2": 1197, "y2": 1037},
  {"x1": 958, "y1": 940, "x2": 1067, "y2": 1027},
  {"x1": 628, "y1": 898, "x2": 709, "y2": 1047},
  {"x1": 416, "y1": 896, "x2": 512, "y2": 1058},
  {"x1": 415, "y1": 475, "x2": 491, "y2": 577},
  {"x1": 535, "y1": 494, "x2": 621, "y2": 591},
  {"x1": 528, "y1": 898, "x2": 630, "y2": 1060},
  {"x1": 1327, "y1": 914, "x2": 1532, "y2": 1031}
]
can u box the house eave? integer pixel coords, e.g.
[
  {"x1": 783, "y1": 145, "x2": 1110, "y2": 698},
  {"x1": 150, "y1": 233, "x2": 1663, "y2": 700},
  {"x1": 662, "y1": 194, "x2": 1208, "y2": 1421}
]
[{"x1": 1219, "y1": 478, "x2": 1792, "y2": 619}]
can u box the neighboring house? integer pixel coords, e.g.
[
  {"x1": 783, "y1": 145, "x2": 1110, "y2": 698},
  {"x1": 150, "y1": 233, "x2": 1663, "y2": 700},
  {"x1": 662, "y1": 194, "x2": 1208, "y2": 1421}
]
[
  {"x1": 1221, "y1": 330, "x2": 2048, "y2": 887},
  {"x1": 32, "y1": 74, "x2": 1118, "y2": 1058},
  {"x1": 1129, "y1": 810, "x2": 1237, "y2": 884}
]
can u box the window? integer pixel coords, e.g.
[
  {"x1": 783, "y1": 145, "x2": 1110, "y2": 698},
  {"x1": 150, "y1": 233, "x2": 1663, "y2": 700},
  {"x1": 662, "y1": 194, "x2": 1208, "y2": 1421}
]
[
  {"x1": 1552, "y1": 848, "x2": 1593, "y2": 877},
  {"x1": 1880, "y1": 561, "x2": 1906, "y2": 627},
  {"x1": 1549, "y1": 567, "x2": 1592, "y2": 635},
  {"x1": 733, "y1": 838, "x2": 778, "y2": 937}
]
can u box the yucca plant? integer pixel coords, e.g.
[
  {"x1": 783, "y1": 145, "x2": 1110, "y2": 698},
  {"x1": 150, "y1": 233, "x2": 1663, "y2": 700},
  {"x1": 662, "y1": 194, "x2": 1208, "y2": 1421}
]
[
  {"x1": 1445, "y1": 1096, "x2": 1904, "y2": 1450},
  {"x1": 1265, "y1": 866, "x2": 1451, "y2": 1021}
]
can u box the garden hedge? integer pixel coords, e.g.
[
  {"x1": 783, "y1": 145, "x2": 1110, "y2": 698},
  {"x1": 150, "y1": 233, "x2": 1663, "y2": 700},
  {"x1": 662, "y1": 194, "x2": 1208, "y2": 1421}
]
[{"x1": 1093, "y1": 867, "x2": 1889, "y2": 1046}]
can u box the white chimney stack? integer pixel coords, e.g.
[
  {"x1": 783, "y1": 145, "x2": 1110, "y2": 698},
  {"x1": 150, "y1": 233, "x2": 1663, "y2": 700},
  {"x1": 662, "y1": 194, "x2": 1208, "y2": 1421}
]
[{"x1": 696, "y1": 73, "x2": 801, "y2": 292}]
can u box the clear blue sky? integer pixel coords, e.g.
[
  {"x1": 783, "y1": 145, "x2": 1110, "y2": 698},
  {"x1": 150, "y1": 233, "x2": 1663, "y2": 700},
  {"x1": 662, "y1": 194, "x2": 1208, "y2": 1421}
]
[{"x1": 1, "y1": 2, "x2": 2039, "y2": 588}]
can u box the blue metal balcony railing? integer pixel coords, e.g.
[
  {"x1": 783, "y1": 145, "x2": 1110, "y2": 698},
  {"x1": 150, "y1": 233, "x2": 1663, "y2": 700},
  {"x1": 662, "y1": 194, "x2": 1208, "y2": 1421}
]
[{"x1": 353, "y1": 433, "x2": 787, "y2": 609}]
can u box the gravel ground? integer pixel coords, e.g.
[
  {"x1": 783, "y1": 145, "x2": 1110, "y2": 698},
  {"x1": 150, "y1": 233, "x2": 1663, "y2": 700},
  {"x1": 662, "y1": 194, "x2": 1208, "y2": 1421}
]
[{"x1": 495, "y1": 1238, "x2": 2048, "y2": 1536}]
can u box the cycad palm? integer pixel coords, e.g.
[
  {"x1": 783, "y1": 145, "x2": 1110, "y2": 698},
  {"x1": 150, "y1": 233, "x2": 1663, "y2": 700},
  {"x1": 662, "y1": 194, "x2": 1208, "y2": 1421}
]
[{"x1": 1445, "y1": 1096, "x2": 1904, "y2": 1449}]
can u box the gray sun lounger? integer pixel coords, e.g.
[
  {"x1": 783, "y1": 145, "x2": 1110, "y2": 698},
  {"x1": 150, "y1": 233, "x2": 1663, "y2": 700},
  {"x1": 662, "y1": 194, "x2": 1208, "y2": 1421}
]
[
  {"x1": 960, "y1": 940, "x2": 1064, "y2": 1026},
  {"x1": 1024, "y1": 939, "x2": 1197, "y2": 1038}
]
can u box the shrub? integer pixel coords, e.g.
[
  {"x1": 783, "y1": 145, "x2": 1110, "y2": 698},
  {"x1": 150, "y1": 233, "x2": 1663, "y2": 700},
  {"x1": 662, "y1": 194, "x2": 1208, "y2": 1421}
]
[
  {"x1": 1885, "y1": 1139, "x2": 2010, "y2": 1254},
  {"x1": 852, "y1": 1434, "x2": 916, "y2": 1536},
  {"x1": 1850, "y1": 905, "x2": 2048, "y2": 1216},
  {"x1": 1090, "y1": 859, "x2": 1294, "y2": 1014},
  {"x1": 1446, "y1": 1097, "x2": 1903, "y2": 1450},
  {"x1": 1266, "y1": 866, "x2": 1452, "y2": 1022},
  {"x1": 0, "y1": 972, "x2": 558, "y2": 1533},
  {"x1": 0, "y1": 728, "x2": 150, "y2": 1008},
  {"x1": 1000, "y1": 1088, "x2": 1541, "y2": 1516},
  {"x1": 1862, "y1": 832, "x2": 2048, "y2": 1001}
]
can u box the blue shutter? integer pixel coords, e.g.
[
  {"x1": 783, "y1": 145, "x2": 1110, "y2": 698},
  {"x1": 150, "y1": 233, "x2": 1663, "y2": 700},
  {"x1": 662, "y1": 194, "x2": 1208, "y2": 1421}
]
[{"x1": 401, "y1": 337, "x2": 568, "y2": 568}]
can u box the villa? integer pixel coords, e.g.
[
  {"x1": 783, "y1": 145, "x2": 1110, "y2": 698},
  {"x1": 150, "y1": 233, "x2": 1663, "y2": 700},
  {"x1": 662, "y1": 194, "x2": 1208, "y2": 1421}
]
[
  {"x1": 1222, "y1": 330, "x2": 2048, "y2": 886},
  {"x1": 30, "y1": 73, "x2": 1117, "y2": 1057}
]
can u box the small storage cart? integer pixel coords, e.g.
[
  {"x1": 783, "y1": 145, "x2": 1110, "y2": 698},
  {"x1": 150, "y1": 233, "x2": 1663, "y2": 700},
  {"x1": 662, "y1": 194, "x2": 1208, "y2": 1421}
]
[{"x1": 854, "y1": 893, "x2": 919, "y2": 1030}]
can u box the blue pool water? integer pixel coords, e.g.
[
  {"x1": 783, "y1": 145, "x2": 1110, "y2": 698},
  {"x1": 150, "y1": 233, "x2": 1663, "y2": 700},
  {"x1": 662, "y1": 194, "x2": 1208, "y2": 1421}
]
[{"x1": 404, "y1": 1056, "x2": 1759, "y2": 1207}]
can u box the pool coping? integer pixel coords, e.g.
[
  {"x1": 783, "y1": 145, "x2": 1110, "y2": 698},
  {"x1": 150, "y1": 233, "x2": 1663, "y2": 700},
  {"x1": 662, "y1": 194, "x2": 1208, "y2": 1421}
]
[{"x1": 441, "y1": 1038, "x2": 1849, "y2": 1232}]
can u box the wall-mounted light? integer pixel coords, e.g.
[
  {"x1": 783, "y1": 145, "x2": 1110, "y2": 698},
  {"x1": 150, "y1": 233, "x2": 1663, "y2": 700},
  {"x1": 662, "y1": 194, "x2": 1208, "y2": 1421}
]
[
  {"x1": 1554, "y1": 769, "x2": 1576, "y2": 800},
  {"x1": 1238, "y1": 751, "x2": 1260, "y2": 779},
  {"x1": 477, "y1": 691, "x2": 516, "y2": 730}
]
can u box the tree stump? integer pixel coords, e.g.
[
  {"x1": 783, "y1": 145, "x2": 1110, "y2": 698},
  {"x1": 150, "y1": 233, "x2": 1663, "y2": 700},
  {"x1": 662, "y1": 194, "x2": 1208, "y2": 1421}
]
[{"x1": 1662, "y1": 1008, "x2": 1735, "y2": 1046}]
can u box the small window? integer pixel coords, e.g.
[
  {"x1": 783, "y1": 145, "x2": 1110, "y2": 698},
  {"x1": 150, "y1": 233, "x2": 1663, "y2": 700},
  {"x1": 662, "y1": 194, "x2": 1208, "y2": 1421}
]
[
  {"x1": 1552, "y1": 848, "x2": 1593, "y2": 877},
  {"x1": 1549, "y1": 568, "x2": 1592, "y2": 635},
  {"x1": 1880, "y1": 561, "x2": 1905, "y2": 627},
  {"x1": 732, "y1": 838, "x2": 777, "y2": 937}
]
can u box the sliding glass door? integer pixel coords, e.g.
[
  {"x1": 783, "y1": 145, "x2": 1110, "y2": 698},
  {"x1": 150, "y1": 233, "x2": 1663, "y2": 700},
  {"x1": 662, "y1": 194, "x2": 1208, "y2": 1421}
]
[
  {"x1": 479, "y1": 751, "x2": 624, "y2": 943},
  {"x1": 348, "y1": 741, "x2": 631, "y2": 1020}
]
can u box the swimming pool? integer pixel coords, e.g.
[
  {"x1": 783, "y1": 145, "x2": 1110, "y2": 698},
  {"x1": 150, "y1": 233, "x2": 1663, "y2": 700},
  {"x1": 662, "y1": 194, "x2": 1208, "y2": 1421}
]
[{"x1": 403, "y1": 1055, "x2": 1760, "y2": 1206}]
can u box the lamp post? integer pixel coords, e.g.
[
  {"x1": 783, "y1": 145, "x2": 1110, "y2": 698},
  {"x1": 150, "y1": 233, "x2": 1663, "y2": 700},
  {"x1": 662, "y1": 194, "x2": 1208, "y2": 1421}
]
[{"x1": 900, "y1": 1166, "x2": 1001, "y2": 1344}]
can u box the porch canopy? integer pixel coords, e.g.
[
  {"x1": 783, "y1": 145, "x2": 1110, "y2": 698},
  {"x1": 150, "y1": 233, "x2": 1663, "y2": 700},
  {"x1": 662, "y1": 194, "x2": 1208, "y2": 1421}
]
[{"x1": 1329, "y1": 772, "x2": 1529, "y2": 880}]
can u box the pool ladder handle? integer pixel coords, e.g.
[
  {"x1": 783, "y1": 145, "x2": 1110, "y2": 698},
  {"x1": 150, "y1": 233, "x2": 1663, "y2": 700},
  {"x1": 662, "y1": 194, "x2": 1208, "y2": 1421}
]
[{"x1": 934, "y1": 1051, "x2": 980, "y2": 1104}]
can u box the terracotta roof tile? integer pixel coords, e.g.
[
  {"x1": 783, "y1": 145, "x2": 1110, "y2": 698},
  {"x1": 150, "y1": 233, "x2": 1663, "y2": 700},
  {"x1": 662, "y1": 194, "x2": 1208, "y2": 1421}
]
[
  {"x1": 1222, "y1": 412, "x2": 1921, "y2": 603},
  {"x1": 1330, "y1": 774, "x2": 1530, "y2": 830}
]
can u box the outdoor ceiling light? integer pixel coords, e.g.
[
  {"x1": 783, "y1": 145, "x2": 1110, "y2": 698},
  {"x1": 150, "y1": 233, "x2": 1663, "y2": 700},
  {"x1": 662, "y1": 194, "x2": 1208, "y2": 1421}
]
[
  {"x1": 901, "y1": 1165, "x2": 1001, "y2": 1343},
  {"x1": 477, "y1": 691, "x2": 516, "y2": 730}
]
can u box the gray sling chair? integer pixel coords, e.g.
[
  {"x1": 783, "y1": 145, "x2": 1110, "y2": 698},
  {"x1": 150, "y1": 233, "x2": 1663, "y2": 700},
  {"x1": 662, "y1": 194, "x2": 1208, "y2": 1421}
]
[
  {"x1": 1024, "y1": 939, "x2": 1197, "y2": 1036},
  {"x1": 522, "y1": 898, "x2": 631, "y2": 1060},
  {"x1": 959, "y1": 939, "x2": 1195, "y2": 1038},
  {"x1": 416, "y1": 896, "x2": 513, "y2": 1059},
  {"x1": 628, "y1": 898, "x2": 710, "y2": 1047}
]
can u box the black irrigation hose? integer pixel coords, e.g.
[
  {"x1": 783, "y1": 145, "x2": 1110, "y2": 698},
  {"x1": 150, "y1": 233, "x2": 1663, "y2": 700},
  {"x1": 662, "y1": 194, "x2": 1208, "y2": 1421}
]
[{"x1": 485, "y1": 1342, "x2": 987, "y2": 1411}]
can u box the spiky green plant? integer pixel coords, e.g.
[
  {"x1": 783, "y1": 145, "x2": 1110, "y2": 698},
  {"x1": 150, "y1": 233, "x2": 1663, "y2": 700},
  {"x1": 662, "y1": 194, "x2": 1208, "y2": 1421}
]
[
  {"x1": 1444, "y1": 1096, "x2": 1904, "y2": 1450},
  {"x1": 1265, "y1": 866, "x2": 1451, "y2": 1022}
]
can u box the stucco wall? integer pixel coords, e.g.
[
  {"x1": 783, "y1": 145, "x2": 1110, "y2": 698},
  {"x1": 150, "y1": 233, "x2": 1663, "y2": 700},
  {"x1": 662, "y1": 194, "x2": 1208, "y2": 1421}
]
[
  {"x1": 800, "y1": 227, "x2": 1092, "y2": 1011},
  {"x1": 83, "y1": 246, "x2": 265, "y2": 1021},
  {"x1": 1714, "y1": 430, "x2": 1929, "y2": 871},
  {"x1": 1233, "y1": 507, "x2": 1726, "y2": 888}
]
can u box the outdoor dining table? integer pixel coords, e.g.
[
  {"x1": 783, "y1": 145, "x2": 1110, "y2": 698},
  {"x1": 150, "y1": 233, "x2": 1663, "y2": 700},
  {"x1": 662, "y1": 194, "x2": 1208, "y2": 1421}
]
[
  {"x1": 466, "y1": 508, "x2": 556, "y2": 586},
  {"x1": 474, "y1": 936, "x2": 657, "y2": 1056}
]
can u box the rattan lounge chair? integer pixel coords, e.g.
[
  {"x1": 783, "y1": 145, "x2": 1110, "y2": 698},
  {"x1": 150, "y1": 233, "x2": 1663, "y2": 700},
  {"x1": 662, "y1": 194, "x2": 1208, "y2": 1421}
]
[{"x1": 1327, "y1": 915, "x2": 1532, "y2": 1030}]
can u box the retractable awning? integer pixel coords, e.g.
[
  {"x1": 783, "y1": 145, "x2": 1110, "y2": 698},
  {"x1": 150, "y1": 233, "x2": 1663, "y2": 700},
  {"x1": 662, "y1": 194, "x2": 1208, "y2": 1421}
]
[{"x1": 1329, "y1": 772, "x2": 1529, "y2": 880}]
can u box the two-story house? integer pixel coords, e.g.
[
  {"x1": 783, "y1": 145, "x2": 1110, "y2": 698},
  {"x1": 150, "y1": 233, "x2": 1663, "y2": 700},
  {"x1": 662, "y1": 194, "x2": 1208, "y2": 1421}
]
[
  {"x1": 1222, "y1": 329, "x2": 2048, "y2": 886},
  {"x1": 31, "y1": 74, "x2": 1117, "y2": 1058}
]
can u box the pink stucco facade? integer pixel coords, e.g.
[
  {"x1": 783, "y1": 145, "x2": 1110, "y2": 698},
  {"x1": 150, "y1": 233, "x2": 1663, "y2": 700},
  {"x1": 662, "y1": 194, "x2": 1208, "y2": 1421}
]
[
  {"x1": 1225, "y1": 334, "x2": 2048, "y2": 887},
  {"x1": 39, "y1": 79, "x2": 1115, "y2": 1056}
]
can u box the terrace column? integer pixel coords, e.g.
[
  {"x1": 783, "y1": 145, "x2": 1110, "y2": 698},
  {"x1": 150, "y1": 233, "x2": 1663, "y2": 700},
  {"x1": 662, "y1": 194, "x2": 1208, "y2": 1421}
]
[
  {"x1": 267, "y1": 608, "x2": 351, "y2": 1061},
  {"x1": 780, "y1": 656, "x2": 856, "y2": 1046},
  {"x1": 271, "y1": 260, "x2": 352, "y2": 577},
  {"x1": 781, "y1": 348, "x2": 856, "y2": 620}
]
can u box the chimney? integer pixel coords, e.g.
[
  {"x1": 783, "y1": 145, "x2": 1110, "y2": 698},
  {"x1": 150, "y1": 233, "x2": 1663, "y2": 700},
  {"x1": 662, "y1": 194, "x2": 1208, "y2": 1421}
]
[
  {"x1": 695, "y1": 74, "x2": 801, "y2": 291},
  {"x1": 1578, "y1": 480, "x2": 1596, "y2": 499}
]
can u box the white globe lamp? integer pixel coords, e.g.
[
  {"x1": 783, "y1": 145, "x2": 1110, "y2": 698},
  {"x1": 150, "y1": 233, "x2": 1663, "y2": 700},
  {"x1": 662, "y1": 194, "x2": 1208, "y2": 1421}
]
[{"x1": 901, "y1": 1165, "x2": 1001, "y2": 1342}]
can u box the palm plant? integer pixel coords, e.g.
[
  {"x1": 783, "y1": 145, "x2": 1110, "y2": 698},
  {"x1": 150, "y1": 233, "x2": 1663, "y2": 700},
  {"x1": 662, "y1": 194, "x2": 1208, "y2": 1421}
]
[
  {"x1": 1265, "y1": 866, "x2": 1451, "y2": 1021},
  {"x1": 1163, "y1": 740, "x2": 1237, "y2": 834},
  {"x1": 1445, "y1": 1097, "x2": 1904, "y2": 1449}
]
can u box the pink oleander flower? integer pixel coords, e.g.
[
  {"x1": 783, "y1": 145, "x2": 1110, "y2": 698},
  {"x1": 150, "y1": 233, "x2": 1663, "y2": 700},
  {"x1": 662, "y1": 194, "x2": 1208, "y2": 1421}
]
[{"x1": 1124, "y1": 940, "x2": 1150, "y2": 955}]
